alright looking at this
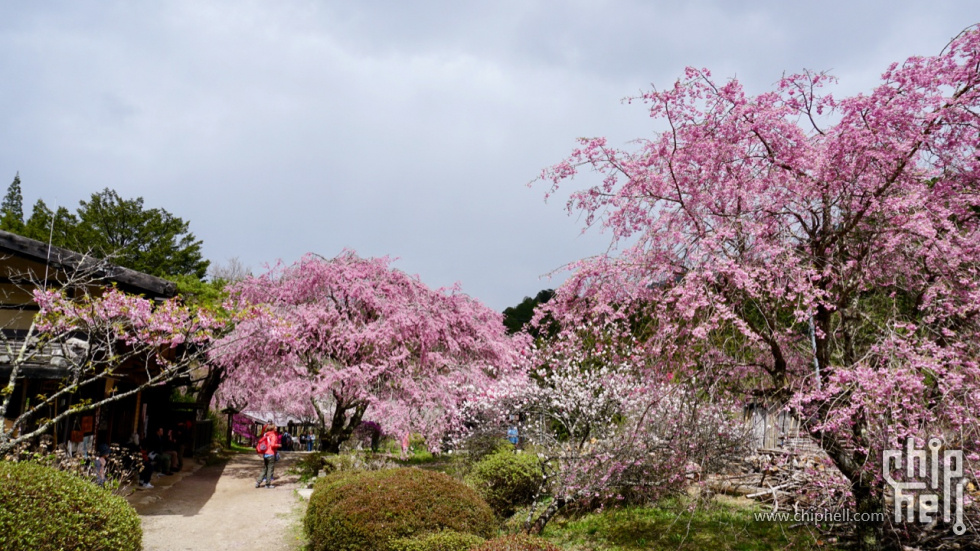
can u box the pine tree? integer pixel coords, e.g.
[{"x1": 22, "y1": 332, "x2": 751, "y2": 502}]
[
  {"x1": 23, "y1": 199, "x2": 77, "y2": 247},
  {"x1": 20, "y1": 187, "x2": 208, "y2": 280},
  {"x1": 0, "y1": 173, "x2": 25, "y2": 234},
  {"x1": 73, "y1": 189, "x2": 209, "y2": 279}
]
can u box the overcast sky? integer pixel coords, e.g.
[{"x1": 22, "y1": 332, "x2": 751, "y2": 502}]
[{"x1": 1, "y1": 2, "x2": 977, "y2": 310}]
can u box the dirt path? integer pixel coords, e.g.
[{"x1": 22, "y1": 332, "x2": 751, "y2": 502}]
[{"x1": 131, "y1": 452, "x2": 308, "y2": 551}]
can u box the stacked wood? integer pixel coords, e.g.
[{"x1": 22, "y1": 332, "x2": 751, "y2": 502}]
[
  {"x1": 707, "y1": 447, "x2": 845, "y2": 513},
  {"x1": 708, "y1": 448, "x2": 980, "y2": 549}
]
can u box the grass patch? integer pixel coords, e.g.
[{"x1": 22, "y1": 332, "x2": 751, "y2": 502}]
[
  {"x1": 392, "y1": 452, "x2": 464, "y2": 479},
  {"x1": 393, "y1": 448, "x2": 436, "y2": 465},
  {"x1": 282, "y1": 496, "x2": 310, "y2": 551},
  {"x1": 229, "y1": 441, "x2": 256, "y2": 454},
  {"x1": 540, "y1": 496, "x2": 837, "y2": 551}
]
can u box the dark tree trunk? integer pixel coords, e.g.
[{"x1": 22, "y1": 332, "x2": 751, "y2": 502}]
[
  {"x1": 311, "y1": 397, "x2": 327, "y2": 450},
  {"x1": 194, "y1": 364, "x2": 225, "y2": 421},
  {"x1": 818, "y1": 431, "x2": 888, "y2": 550},
  {"x1": 317, "y1": 395, "x2": 367, "y2": 453},
  {"x1": 813, "y1": 303, "x2": 832, "y2": 375},
  {"x1": 850, "y1": 483, "x2": 887, "y2": 550},
  {"x1": 528, "y1": 497, "x2": 567, "y2": 535}
]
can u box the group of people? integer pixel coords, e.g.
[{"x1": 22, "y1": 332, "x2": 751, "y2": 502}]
[
  {"x1": 275, "y1": 429, "x2": 316, "y2": 452},
  {"x1": 91, "y1": 422, "x2": 319, "y2": 490},
  {"x1": 298, "y1": 430, "x2": 316, "y2": 451},
  {"x1": 129, "y1": 425, "x2": 187, "y2": 489}
]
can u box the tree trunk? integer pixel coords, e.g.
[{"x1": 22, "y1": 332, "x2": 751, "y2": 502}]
[
  {"x1": 818, "y1": 431, "x2": 888, "y2": 550},
  {"x1": 850, "y1": 483, "x2": 886, "y2": 550},
  {"x1": 813, "y1": 303, "x2": 831, "y2": 377},
  {"x1": 311, "y1": 397, "x2": 327, "y2": 451},
  {"x1": 528, "y1": 497, "x2": 567, "y2": 535},
  {"x1": 319, "y1": 398, "x2": 367, "y2": 454},
  {"x1": 194, "y1": 364, "x2": 225, "y2": 421}
]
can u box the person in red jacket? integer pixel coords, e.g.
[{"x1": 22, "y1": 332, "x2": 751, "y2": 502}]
[{"x1": 255, "y1": 424, "x2": 280, "y2": 488}]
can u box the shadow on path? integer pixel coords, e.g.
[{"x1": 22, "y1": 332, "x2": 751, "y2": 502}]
[
  {"x1": 136, "y1": 453, "x2": 308, "y2": 551},
  {"x1": 134, "y1": 460, "x2": 226, "y2": 517}
]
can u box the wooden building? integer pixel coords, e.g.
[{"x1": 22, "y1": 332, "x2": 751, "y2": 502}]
[{"x1": 0, "y1": 230, "x2": 185, "y2": 453}]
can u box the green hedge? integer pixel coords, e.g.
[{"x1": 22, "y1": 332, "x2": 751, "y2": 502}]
[
  {"x1": 389, "y1": 530, "x2": 486, "y2": 551},
  {"x1": 304, "y1": 467, "x2": 496, "y2": 551},
  {"x1": 466, "y1": 450, "x2": 541, "y2": 518},
  {"x1": 472, "y1": 534, "x2": 561, "y2": 551},
  {"x1": 0, "y1": 461, "x2": 142, "y2": 551}
]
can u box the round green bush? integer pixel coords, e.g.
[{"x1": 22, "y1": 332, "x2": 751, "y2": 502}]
[
  {"x1": 463, "y1": 434, "x2": 514, "y2": 462},
  {"x1": 0, "y1": 461, "x2": 142, "y2": 551},
  {"x1": 472, "y1": 534, "x2": 560, "y2": 551},
  {"x1": 389, "y1": 530, "x2": 486, "y2": 551},
  {"x1": 304, "y1": 467, "x2": 497, "y2": 551},
  {"x1": 465, "y1": 449, "x2": 541, "y2": 518}
]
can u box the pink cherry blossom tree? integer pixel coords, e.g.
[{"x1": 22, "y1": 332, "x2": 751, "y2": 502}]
[
  {"x1": 537, "y1": 26, "x2": 980, "y2": 545},
  {"x1": 211, "y1": 251, "x2": 522, "y2": 453}
]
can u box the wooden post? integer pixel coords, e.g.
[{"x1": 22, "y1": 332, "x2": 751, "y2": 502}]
[
  {"x1": 220, "y1": 407, "x2": 240, "y2": 449},
  {"x1": 133, "y1": 390, "x2": 142, "y2": 435}
]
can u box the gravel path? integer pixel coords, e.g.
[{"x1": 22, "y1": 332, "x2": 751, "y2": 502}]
[{"x1": 131, "y1": 452, "x2": 308, "y2": 551}]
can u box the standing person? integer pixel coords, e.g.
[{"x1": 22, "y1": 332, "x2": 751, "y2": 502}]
[
  {"x1": 255, "y1": 424, "x2": 280, "y2": 488},
  {"x1": 306, "y1": 430, "x2": 315, "y2": 452},
  {"x1": 164, "y1": 428, "x2": 183, "y2": 472},
  {"x1": 507, "y1": 425, "x2": 519, "y2": 447},
  {"x1": 94, "y1": 443, "x2": 110, "y2": 486}
]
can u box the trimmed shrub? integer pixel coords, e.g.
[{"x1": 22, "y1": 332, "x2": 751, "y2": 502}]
[
  {"x1": 463, "y1": 434, "x2": 513, "y2": 463},
  {"x1": 304, "y1": 467, "x2": 497, "y2": 551},
  {"x1": 0, "y1": 461, "x2": 142, "y2": 551},
  {"x1": 466, "y1": 449, "x2": 541, "y2": 518},
  {"x1": 389, "y1": 530, "x2": 486, "y2": 551},
  {"x1": 472, "y1": 534, "x2": 561, "y2": 551}
]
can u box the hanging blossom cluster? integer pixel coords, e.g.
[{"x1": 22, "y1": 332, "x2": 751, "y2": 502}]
[
  {"x1": 535, "y1": 25, "x2": 980, "y2": 526},
  {"x1": 3, "y1": 284, "x2": 224, "y2": 455},
  {"x1": 212, "y1": 251, "x2": 523, "y2": 451},
  {"x1": 33, "y1": 287, "x2": 221, "y2": 350},
  {"x1": 791, "y1": 332, "x2": 980, "y2": 487}
]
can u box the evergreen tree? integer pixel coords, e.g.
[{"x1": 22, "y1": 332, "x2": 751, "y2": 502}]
[
  {"x1": 0, "y1": 173, "x2": 25, "y2": 234},
  {"x1": 502, "y1": 289, "x2": 555, "y2": 335},
  {"x1": 19, "y1": 187, "x2": 208, "y2": 281},
  {"x1": 22, "y1": 199, "x2": 77, "y2": 247},
  {"x1": 72, "y1": 189, "x2": 209, "y2": 279}
]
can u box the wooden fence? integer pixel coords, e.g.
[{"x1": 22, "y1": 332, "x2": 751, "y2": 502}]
[{"x1": 744, "y1": 403, "x2": 821, "y2": 452}]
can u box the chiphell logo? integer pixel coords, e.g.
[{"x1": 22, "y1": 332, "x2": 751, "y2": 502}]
[{"x1": 883, "y1": 438, "x2": 966, "y2": 535}]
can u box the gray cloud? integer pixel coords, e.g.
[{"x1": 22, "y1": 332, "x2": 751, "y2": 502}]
[{"x1": 0, "y1": 1, "x2": 977, "y2": 309}]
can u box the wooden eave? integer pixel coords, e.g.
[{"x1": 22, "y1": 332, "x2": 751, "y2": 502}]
[{"x1": 0, "y1": 230, "x2": 176, "y2": 299}]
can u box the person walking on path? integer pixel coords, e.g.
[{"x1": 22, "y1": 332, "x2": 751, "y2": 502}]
[{"x1": 255, "y1": 424, "x2": 280, "y2": 488}]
